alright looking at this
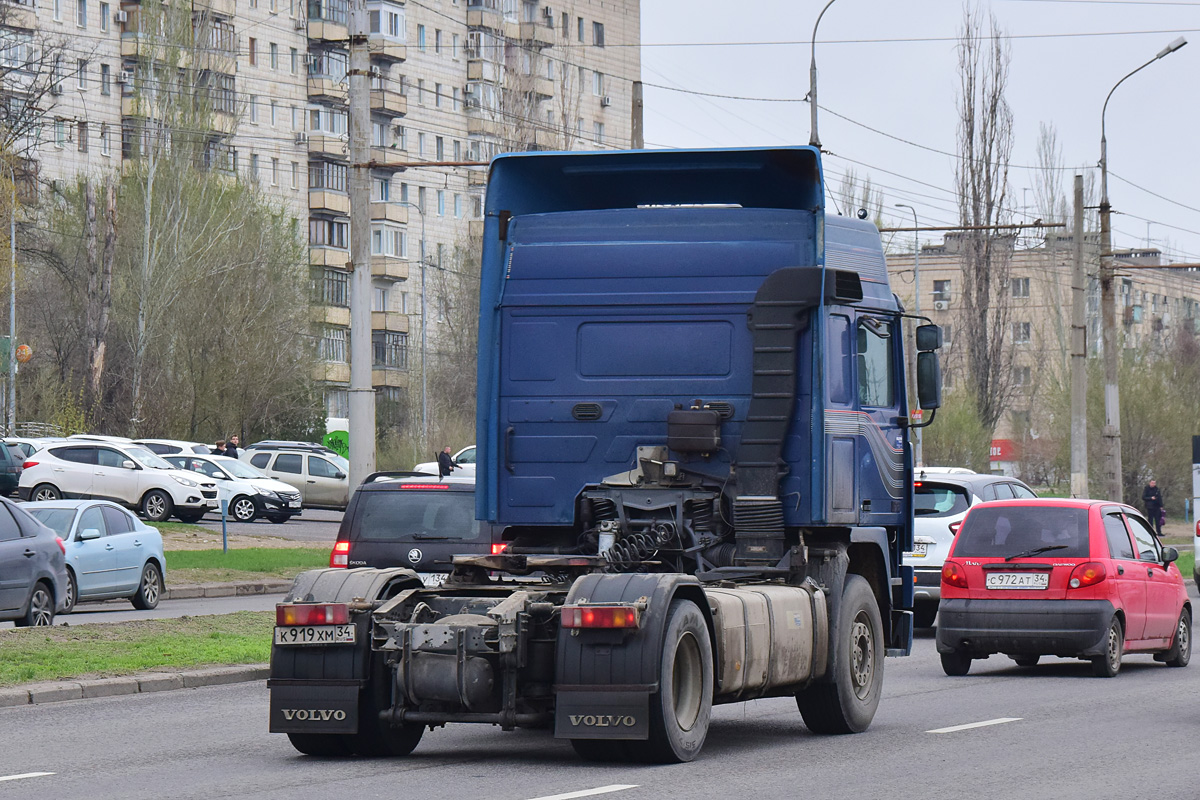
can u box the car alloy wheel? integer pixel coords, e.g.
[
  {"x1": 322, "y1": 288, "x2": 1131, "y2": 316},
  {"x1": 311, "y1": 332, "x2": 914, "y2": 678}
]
[
  {"x1": 231, "y1": 496, "x2": 257, "y2": 522},
  {"x1": 33, "y1": 484, "x2": 61, "y2": 502},
  {"x1": 62, "y1": 569, "x2": 77, "y2": 614},
  {"x1": 142, "y1": 490, "x2": 173, "y2": 523},
  {"x1": 18, "y1": 583, "x2": 54, "y2": 627}
]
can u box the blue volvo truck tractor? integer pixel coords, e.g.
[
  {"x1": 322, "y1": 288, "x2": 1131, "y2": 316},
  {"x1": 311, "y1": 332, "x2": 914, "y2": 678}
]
[{"x1": 268, "y1": 146, "x2": 943, "y2": 763}]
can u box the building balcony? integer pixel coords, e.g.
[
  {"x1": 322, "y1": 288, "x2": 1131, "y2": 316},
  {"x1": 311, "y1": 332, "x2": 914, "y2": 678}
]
[
  {"x1": 309, "y1": 133, "x2": 348, "y2": 159},
  {"x1": 308, "y1": 75, "x2": 347, "y2": 102},
  {"x1": 369, "y1": 88, "x2": 406, "y2": 117},
  {"x1": 467, "y1": 58, "x2": 501, "y2": 82},
  {"x1": 193, "y1": 0, "x2": 235, "y2": 16},
  {"x1": 467, "y1": 169, "x2": 488, "y2": 187},
  {"x1": 368, "y1": 36, "x2": 406, "y2": 63},
  {"x1": 466, "y1": 6, "x2": 502, "y2": 30},
  {"x1": 191, "y1": 50, "x2": 238, "y2": 75},
  {"x1": 313, "y1": 304, "x2": 351, "y2": 327},
  {"x1": 372, "y1": 367, "x2": 407, "y2": 388},
  {"x1": 121, "y1": 94, "x2": 152, "y2": 119},
  {"x1": 212, "y1": 110, "x2": 237, "y2": 135},
  {"x1": 310, "y1": 246, "x2": 350, "y2": 268},
  {"x1": 533, "y1": 76, "x2": 554, "y2": 98},
  {"x1": 370, "y1": 254, "x2": 408, "y2": 282},
  {"x1": 370, "y1": 202, "x2": 407, "y2": 223},
  {"x1": 308, "y1": 19, "x2": 348, "y2": 42},
  {"x1": 3, "y1": 3, "x2": 36, "y2": 29},
  {"x1": 310, "y1": 190, "x2": 350, "y2": 215},
  {"x1": 518, "y1": 21, "x2": 555, "y2": 47},
  {"x1": 120, "y1": 34, "x2": 143, "y2": 59},
  {"x1": 372, "y1": 310, "x2": 409, "y2": 333},
  {"x1": 468, "y1": 220, "x2": 485, "y2": 240},
  {"x1": 370, "y1": 145, "x2": 408, "y2": 170},
  {"x1": 316, "y1": 361, "x2": 350, "y2": 384},
  {"x1": 467, "y1": 115, "x2": 503, "y2": 137}
]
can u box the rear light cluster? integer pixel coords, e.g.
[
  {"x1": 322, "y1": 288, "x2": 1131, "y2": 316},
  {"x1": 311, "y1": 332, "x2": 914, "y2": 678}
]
[
  {"x1": 949, "y1": 521, "x2": 962, "y2": 535},
  {"x1": 560, "y1": 603, "x2": 642, "y2": 629},
  {"x1": 330, "y1": 540, "x2": 350, "y2": 568},
  {"x1": 941, "y1": 561, "x2": 968, "y2": 589},
  {"x1": 277, "y1": 603, "x2": 350, "y2": 626},
  {"x1": 491, "y1": 542, "x2": 509, "y2": 555},
  {"x1": 55, "y1": 536, "x2": 65, "y2": 555},
  {"x1": 22, "y1": 460, "x2": 37, "y2": 469},
  {"x1": 1068, "y1": 561, "x2": 1106, "y2": 588}
]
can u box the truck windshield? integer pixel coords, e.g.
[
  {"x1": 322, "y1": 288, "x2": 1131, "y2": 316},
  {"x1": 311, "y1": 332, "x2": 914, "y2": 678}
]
[
  {"x1": 914, "y1": 483, "x2": 969, "y2": 517},
  {"x1": 356, "y1": 491, "x2": 482, "y2": 541},
  {"x1": 954, "y1": 506, "x2": 1090, "y2": 558}
]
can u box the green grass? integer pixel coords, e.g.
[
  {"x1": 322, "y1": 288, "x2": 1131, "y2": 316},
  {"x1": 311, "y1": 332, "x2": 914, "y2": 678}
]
[
  {"x1": 1174, "y1": 550, "x2": 1194, "y2": 580},
  {"x1": 0, "y1": 612, "x2": 273, "y2": 687},
  {"x1": 165, "y1": 548, "x2": 329, "y2": 585}
]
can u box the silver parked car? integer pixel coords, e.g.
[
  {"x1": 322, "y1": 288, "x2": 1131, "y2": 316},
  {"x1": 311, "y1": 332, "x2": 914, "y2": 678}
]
[
  {"x1": 906, "y1": 469, "x2": 1037, "y2": 628},
  {"x1": 0, "y1": 497, "x2": 68, "y2": 626}
]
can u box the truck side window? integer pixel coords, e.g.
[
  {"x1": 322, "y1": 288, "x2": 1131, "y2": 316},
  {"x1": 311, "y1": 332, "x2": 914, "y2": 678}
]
[
  {"x1": 828, "y1": 314, "x2": 852, "y2": 405},
  {"x1": 857, "y1": 320, "x2": 893, "y2": 408}
]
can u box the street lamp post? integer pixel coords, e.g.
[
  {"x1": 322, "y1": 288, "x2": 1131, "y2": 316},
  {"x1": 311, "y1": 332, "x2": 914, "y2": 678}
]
[
  {"x1": 1098, "y1": 35, "x2": 1186, "y2": 502},
  {"x1": 6, "y1": 162, "x2": 14, "y2": 436},
  {"x1": 895, "y1": 203, "x2": 922, "y2": 466},
  {"x1": 807, "y1": 0, "x2": 839, "y2": 149},
  {"x1": 398, "y1": 200, "x2": 428, "y2": 454}
]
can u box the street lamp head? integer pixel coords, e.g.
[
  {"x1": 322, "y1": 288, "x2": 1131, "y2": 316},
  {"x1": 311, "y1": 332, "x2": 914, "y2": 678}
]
[{"x1": 1157, "y1": 36, "x2": 1187, "y2": 59}]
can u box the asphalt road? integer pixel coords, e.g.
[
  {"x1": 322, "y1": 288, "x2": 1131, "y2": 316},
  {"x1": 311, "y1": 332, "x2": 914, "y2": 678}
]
[{"x1": 2, "y1": 626, "x2": 1198, "y2": 800}]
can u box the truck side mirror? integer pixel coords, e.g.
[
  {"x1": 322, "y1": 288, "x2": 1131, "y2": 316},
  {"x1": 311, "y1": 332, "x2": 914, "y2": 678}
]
[
  {"x1": 916, "y1": 323, "x2": 943, "y2": 352},
  {"x1": 917, "y1": 351, "x2": 942, "y2": 410}
]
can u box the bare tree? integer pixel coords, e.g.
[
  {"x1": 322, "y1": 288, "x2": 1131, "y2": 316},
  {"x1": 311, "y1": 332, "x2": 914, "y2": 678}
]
[
  {"x1": 0, "y1": 7, "x2": 72, "y2": 164},
  {"x1": 954, "y1": 5, "x2": 1016, "y2": 431},
  {"x1": 835, "y1": 168, "x2": 884, "y2": 225}
]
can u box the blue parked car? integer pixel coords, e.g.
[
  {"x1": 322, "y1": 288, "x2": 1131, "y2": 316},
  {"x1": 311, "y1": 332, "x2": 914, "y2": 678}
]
[{"x1": 24, "y1": 500, "x2": 166, "y2": 613}]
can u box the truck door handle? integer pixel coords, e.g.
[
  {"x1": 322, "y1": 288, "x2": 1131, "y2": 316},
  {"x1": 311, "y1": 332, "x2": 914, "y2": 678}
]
[{"x1": 505, "y1": 426, "x2": 515, "y2": 473}]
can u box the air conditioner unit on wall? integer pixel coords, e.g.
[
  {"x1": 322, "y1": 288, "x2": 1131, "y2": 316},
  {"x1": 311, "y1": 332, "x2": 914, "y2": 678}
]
[
  {"x1": 117, "y1": 70, "x2": 132, "y2": 83},
  {"x1": 600, "y1": 95, "x2": 611, "y2": 107},
  {"x1": 294, "y1": 18, "x2": 307, "y2": 30},
  {"x1": 294, "y1": 132, "x2": 308, "y2": 145},
  {"x1": 933, "y1": 300, "x2": 949, "y2": 311},
  {"x1": 113, "y1": 9, "x2": 128, "y2": 23},
  {"x1": 543, "y1": 6, "x2": 553, "y2": 17}
]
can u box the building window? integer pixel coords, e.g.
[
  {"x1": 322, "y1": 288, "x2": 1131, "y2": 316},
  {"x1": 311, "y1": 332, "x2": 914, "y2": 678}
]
[
  {"x1": 454, "y1": 193, "x2": 462, "y2": 218},
  {"x1": 100, "y1": 63, "x2": 110, "y2": 95},
  {"x1": 452, "y1": 33, "x2": 458, "y2": 57},
  {"x1": 77, "y1": 0, "x2": 86, "y2": 26},
  {"x1": 417, "y1": 185, "x2": 425, "y2": 214},
  {"x1": 77, "y1": 58, "x2": 87, "y2": 89},
  {"x1": 248, "y1": 37, "x2": 257, "y2": 66},
  {"x1": 417, "y1": 131, "x2": 425, "y2": 157},
  {"x1": 270, "y1": 157, "x2": 279, "y2": 185},
  {"x1": 320, "y1": 327, "x2": 347, "y2": 362},
  {"x1": 417, "y1": 24, "x2": 425, "y2": 50},
  {"x1": 249, "y1": 153, "x2": 259, "y2": 181},
  {"x1": 370, "y1": 223, "x2": 403, "y2": 257},
  {"x1": 290, "y1": 47, "x2": 298, "y2": 74},
  {"x1": 291, "y1": 161, "x2": 299, "y2": 189},
  {"x1": 99, "y1": 1, "x2": 107, "y2": 30},
  {"x1": 576, "y1": 16, "x2": 583, "y2": 41},
  {"x1": 592, "y1": 71, "x2": 603, "y2": 96},
  {"x1": 249, "y1": 95, "x2": 258, "y2": 123},
  {"x1": 53, "y1": 0, "x2": 61, "y2": 21},
  {"x1": 310, "y1": 217, "x2": 349, "y2": 248},
  {"x1": 1013, "y1": 365, "x2": 1031, "y2": 387},
  {"x1": 270, "y1": 42, "x2": 278, "y2": 69},
  {"x1": 417, "y1": 78, "x2": 425, "y2": 106},
  {"x1": 317, "y1": 268, "x2": 349, "y2": 306},
  {"x1": 100, "y1": 122, "x2": 109, "y2": 155},
  {"x1": 77, "y1": 120, "x2": 87, "y2": 152},
  {"x1": 434, "y1": 28, "x2": 441, "y2": 53},
  {"x1": 309, "y1": 160, "x2": 347, "y2": 192},
  {"x1": 932, "y1": 279, "x2": 951, "y2": 303},
  {"x1": 270, "y1": 100, "x2": 277, "y2": 127},
  {"x1": 373, "y1": 331, "x2": 408, "y2": 369},
  {"x1": 1011, "y1": 277, "x2": 1030, "y2": 298},
  {"x1": 325, "y1": 388, "x2": 349, "y2": 418},
  {"x1": 437, "y1": 189, "x2": 444, "y2": 216},
  {"x1": 592, "y1": 21, "x2": 604, "y2": 46},
  {"x1": 54, "y1": 118, "x2": 66, "y2": 147},
  {"x1": 561, "y1": 10, "x2": 568, "y2": 36},
  {"x1": 1012, "y1": 321, "x2": 1031, "y2": 344},
  {"x1": 435, "y1": 136, "x2": 443, "y2": 160},
  {"x1": 452, "y1": 87, "x2": 461, "y2": 111},
  {"x1": 372, "y1": 286, "x2": 388, "y2": 312},
  {"x1": 593, "y1": 121, "x2": 604, "y2": 143},
  {"x1": 373, "y1": 175, "x2": 390, "y2": 201}
]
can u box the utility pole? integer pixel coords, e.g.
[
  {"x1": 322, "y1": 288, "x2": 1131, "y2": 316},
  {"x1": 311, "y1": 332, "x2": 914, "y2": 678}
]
[
  {"x1": 346, "y1": 0, "x2": 375, "y2": 489},
  {"x1": 1070, "y1": 175, "x2": 1088, "y2": 498},
  {"x1": 631, "y1": 81, "x2": 644, "y2": 149}
]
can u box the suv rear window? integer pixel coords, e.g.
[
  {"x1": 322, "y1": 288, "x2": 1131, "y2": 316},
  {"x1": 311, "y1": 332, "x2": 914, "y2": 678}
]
[
  {"x1": 914, "y1": 482, "x2": 970, "y2": 517},
  {"x1": 954, "y1": 506, "x2": 1090, "y2": 558},
  {"x1": 355, "y1": 490, "x2": 481, "y2": 541}
]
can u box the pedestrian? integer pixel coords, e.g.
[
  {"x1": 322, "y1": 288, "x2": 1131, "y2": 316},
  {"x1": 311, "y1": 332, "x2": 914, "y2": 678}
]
[
  {"x1": 437, "y1": 446, "x2": 459, "y2": 478},
  {"x1": 224, "y1": 435, "x2": 240, "y2": 460},
  {"x1": 1142, "y1": 478, "x2": 1164, "y2": 536},
  {"x1": 212, "y1": 440, "x2": 225, "y2": 456}
]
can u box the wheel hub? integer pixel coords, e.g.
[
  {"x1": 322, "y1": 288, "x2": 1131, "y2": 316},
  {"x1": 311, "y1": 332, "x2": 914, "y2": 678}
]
[{"x1": 849, "y1": 612, "x2": 874, "y2": 700}]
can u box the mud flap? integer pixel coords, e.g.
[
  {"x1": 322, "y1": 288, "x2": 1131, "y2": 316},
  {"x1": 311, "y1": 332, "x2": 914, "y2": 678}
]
[
  {"x1": 269, "y1": 681, "x2": 359, "y2": 734},
  {"x1": 554, "y1": 690, "x2": 650, "y2": 740}
]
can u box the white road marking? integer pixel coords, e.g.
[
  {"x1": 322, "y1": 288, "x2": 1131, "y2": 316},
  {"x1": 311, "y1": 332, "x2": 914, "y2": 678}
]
[
  {"x1": 927, "y1": 717, "x2": 1022, "y2": 734},
  {"x1": 526, "y1": 785, "x2": 639, "y2": 800},
  {"x1": 0, "y1": 772, "x2": 55, "y2": 783}
]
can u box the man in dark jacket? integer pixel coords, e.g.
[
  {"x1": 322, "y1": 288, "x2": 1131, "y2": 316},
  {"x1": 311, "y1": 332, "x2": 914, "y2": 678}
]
[
  {"x1": 1142, "y1": 479, "x2": 1164, "y2": 536},
  {"x1": 224, "y1": 435, "x2": 240, "y2": 460},
  {"x1": 437, "y1": 446, "x2": 459, "y2": 478}
]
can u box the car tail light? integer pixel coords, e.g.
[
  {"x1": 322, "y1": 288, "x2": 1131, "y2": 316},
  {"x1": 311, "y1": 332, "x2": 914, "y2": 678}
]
[
  {"x1": 55, "y1": 536, "x2": 65, "y2": 555},
  {"x1": 942, "y1": 561, "x2": 968, "y2": 589},
  {"x1": 276, "y1": 603, "x2": 350, "y2": 626},
  {"x1": 949, "y1": 521, "x2": 962, "y2": 535},
  {"x1": 1195, "y1": 519, "x2": 1200, "y2": 538},
  {"x1": 22, "y1": 460, "x2": 38, "y2": 469},
  {"x1": 329, "y1": 540, "x2": 349, "y2": 568},
  {"x1": 560, "y1": 604, "x2": 641, "y2": 629},
  {"x1": 491, "y1": 542, "x2": 509, "y2": 555},
  {"x1": 1068, "y1": 561, "x2": 1107, "y2": 588},
  {"x1": 914, "y1": 481, "x2": 923, "y2": 487}
]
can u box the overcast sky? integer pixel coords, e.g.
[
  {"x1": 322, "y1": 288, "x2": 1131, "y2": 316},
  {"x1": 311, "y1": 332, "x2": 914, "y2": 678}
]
[{"x1": 639, "y1": 0, "x2": 1199, "y2": 262}]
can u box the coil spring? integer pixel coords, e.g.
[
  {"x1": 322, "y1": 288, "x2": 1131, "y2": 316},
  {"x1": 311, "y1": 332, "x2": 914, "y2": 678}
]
[
  {"x1": 603, "y1": 522, "x2": 675, "y2": 572},
  {"x1": 591, "y1": 498, "x2": 618, "y2": 521}
]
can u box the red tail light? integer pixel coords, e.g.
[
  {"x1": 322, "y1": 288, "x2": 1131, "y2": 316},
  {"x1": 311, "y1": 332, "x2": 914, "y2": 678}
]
[
  {"x1": 55, "y1": 536, "x2": 65, "y2": 555},
  {"x1": 491, "y1": 542, "x2": 509, "y2": 555},
  {"x1": 1195, "y1": 519, "x2": 1200, "y2": 538},
  {"x1": 330, "y1": 540, "x2": 349, "y2": 568},
  {"x1": 561, "y1": 603, "x2": 641, "y2": 629},
  {"x1": 942, "y1": 561, "x2": 968, "y2": 589},
  {"x1": 949, "y1": 521, "x2": 962, "y2": 535},
  {"x1": 22, "y1": 460, "x2": 38, "y2": 469},
  {"x1": 1069, "y1": 561, "x2": 1107, "y2": 588},
  {"x1": 276, "y1": 602, "x2": 350, "y2": 626}
]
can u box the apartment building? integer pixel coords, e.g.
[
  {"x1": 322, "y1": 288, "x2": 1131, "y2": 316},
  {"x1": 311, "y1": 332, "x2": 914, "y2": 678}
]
[
  {"x1": 887, "y1": 232, "x2": 1200, "y2": 473},
  {"x1": 5, "y1": 0, "x2": 641, "y2": 421}
]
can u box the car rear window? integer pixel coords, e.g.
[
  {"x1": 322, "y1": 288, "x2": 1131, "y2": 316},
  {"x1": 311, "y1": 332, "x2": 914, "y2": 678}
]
[
  {"x1": 355, "y1": 490, "x2": 482, "y2": 541},
  {"x1": 914, "y1": 483, "x2": 970, "y2": 517},
  {"x1": 954, "y1": 505, "x2": 1090, "y2": 558}
]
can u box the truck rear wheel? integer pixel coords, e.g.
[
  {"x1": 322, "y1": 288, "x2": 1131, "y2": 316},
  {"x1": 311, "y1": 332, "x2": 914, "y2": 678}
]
[
  {"x1": 796, "y1": 574, "x2": 883, "y2": 734},
  {"x1": 642, "y1": 599, "x2": 713, "y2": 763}
]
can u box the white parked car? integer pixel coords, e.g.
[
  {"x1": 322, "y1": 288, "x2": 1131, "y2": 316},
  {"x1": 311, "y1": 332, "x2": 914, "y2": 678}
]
[
  {"x1": 413, "y1": 445, "x2": 476, "y2": 478},
  {"x1": 4, "y1": 436, "x2": 69, "y2": 460},
  {"x1": 135, "y1": 439, "x2": 217, "y2": 456},
  {"x1": 164, "y1": 454, "x2": 302, "y2": 523},
  {"x1": 18, "y1": 441, "x2": 219, "y2": 523}
]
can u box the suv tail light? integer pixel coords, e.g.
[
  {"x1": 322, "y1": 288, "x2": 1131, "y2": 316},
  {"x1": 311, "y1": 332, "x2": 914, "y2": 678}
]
[
  {"x1": 277, "y1": 603, "x2": 350, "y2": 626},
  {"x1": 22, "y1": 460, "x2": 38, "y2": 469},
  {"x1": 330, "y1": 540, "x2": 349, "y2": 568},
  {"x1": 1195, "y1": 519, "x2": 1200, "y2": 538},
  {"x1": 1068, "y1": 561, "x2": 1107, "y2": 588},
  {"x1": 942, "y1": 560, "x2": 968, "y2": 589},
  {"x1": 56, "y1": 536, "x2": 65, "y2": 555},
  {"x1": 561, "y1": 603, "x2": 641, "y2": 629}
]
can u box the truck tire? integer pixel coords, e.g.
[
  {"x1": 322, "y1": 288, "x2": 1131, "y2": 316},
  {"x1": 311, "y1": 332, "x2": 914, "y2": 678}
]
[
  {"x1": 350, "y1": 654, "x2": 424, "y2": 757},
  {"x1": 287, "y1": 733, "x2": 350, "y2": 757},
  {"x1": 642, "y1": 599, "x2": 713, "y2": 763},
  {"x1": 796, "y1": 574, "x2": 883, "y2": 734}
]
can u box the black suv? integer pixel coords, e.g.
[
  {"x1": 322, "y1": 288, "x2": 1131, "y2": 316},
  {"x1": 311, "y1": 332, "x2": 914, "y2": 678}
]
[
  {"x1": 0, "y1": 441, "x2": 24, "y2": 496},
  {"x1": 329, "y1": 474, "x2": 503, "y2": 585}
]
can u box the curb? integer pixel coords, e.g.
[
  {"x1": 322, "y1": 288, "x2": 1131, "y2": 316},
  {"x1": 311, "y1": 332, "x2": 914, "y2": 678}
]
[
  {"x1": 0, "y1": 664, "x2": 270, "y2": 708},
  {"x1": 163, "y1": 580, "x2": 293, "y2": 600}
]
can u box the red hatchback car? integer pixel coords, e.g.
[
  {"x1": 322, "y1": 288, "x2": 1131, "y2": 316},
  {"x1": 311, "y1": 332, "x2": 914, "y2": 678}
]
[{"x1": 937, "y1": 499, "x2": 1191, "y2": 677}]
